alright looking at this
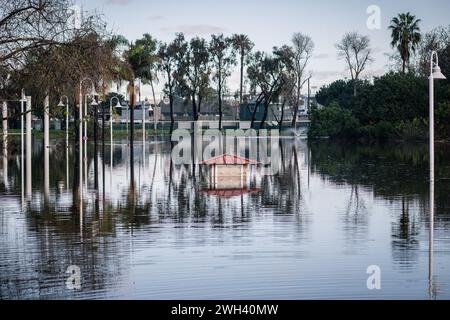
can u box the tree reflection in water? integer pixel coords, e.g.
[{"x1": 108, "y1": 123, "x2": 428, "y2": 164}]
[{"x1": 1, "y1": 137, "x2": 450, "y2": 299}]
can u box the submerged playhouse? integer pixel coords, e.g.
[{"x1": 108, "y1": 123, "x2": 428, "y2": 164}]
[{"x1": 201, "y1": 154, "x2": 261, "y2": 198}]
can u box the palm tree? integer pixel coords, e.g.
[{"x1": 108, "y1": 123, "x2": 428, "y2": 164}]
[
  {"x1": 389, "y1": 12, "x2": 422, "y2": 73},
  {"x1": 232, "y1": 34, "x2": 254, "y2": 105},
  {"x1": 122, "y1": 35, "x2": 158, "y2": 156}
]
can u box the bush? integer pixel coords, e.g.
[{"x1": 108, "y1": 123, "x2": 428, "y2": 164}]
[
  {"x1": 310, "y1": 72, "x2": 450, "y2": 141},
  {"x1": 309, "y1": 102, "x2": 360, "y2": 139}
]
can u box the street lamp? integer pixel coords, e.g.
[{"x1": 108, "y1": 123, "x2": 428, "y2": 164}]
[
  {"x1": 429, "y1": 51, "x2": 446, "y2": 183},
  {"x1": 57, "y1": 95, "x2": 70, "y2": 149},
  {"x1": 429, "y1": 50, "x2": 446, "y2": 291},
  {"x1": 79, "y1": 77, "x2": 98, "y2": 207},
  {"x1": 110, "y1": 96, "x2": 120, "y2": 144}
]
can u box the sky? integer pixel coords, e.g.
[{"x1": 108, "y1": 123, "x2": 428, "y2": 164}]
[{"x1": 76, "y1": 0, "x2": 450, "y2": 100}]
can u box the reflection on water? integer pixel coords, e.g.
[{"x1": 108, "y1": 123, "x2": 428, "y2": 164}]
[{"x1": 1, "y1": 136, "x2": 450, "y2": 300}]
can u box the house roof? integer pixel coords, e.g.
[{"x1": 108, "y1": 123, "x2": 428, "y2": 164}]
[
  {"x1": 202, "y1": 188, "x2": 261, "y2": 198},
  {"x1": 201, "y1": 153, "x2": 260, "y2": 165}
]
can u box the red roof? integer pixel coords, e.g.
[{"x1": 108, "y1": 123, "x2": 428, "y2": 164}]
[
  {"x1": 201, "y1": 154, "x2": 260, "y2": 165},
  {"x1": 202, "y1": 188, "x2": 261, "y2": 198}
]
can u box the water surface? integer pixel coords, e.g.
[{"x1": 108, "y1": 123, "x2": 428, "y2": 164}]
[{"x1": 1, "y1": 136, "x2": 449, "y2": 300}]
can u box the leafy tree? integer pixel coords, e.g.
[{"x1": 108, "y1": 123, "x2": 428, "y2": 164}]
[
  {"x1": 178, "y1": 36, "x2": 210, "y2": 121},
  {"x1": 231, "y1": 34, "x2": 254, "y2": 105},
  {"x1": 389, "y1": 12, "x2": 422, "y2": 73},
  {"x1": 247, "y1": 45, "x2": 294, "y2": 129},
  {"x1": 6, "y1": 32, "x2": 126, "y2": 124},
  {"x1": 209, "y1": 34, "x2": 236, "y2": 129},
  {"x1": 124, "y1": 34, "x2": 158, "y2": 142},
  {"x1": 158, "y1": 33, "x2": 187, "y2": 133},
  {"x1": 309, "y1": 102, "x2": 359, "y2": 139},
  {"x1": 130, "y1": 34, "x2": 159, "y2": 104},
  {"x1": 310, "y1": 72, "x2": 450, "y2": 141}
]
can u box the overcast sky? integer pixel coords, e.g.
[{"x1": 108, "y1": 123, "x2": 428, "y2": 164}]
[{"x1": 76, "y1": 0, "x2": 450, "y2": 100}]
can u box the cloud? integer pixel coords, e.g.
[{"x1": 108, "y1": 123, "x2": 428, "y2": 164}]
[
  {"x1": 314, "y1": 53, "x2": 330, "y2": 59},
  {"x1": 148, "y1": 15, "x2": 165, "y2": 21},
  {"x1": 105, "y1": 0, "x2": 133, "y2": 5},
  {"x1": 371, "y1": 47, "x2": 384, "y2": 54},
  {"x1": 313, "y1": 70, "x2": 346, "y2": 80},
  {"x1": 160, "y1": 24, "x2": 226, "y2": 35}
]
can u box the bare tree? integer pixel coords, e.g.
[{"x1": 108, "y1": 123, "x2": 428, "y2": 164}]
[
  {"x1": 0, "y1": 0, "x2": 100, "y2": 70},
  {"x1": 291, "y1": 33, "x2": 314, "y2": 127},
  {"x1": 336, "y1": 32, "x2": 373, "y2": 96}
]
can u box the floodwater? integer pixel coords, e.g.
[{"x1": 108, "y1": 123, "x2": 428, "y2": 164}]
[{"x1": 1, "y1": 134, "x2": 450, "y2": 300}]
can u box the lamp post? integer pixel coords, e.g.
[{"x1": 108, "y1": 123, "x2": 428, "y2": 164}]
[
  {"x1": 429, "y1": 50, "x2": 446, "y2": 293},
  {"x1": 110, "y1": 96, "x2": 120, "y2": 147},
  {"x1": 21, "y1": 89, "x2": 26, "y2": 206},
  {"x1": 79, "y1": 78, "x2": 99, "y2": 207},
  {"x1": 429, "y1": 51, "x2": 447, "y2": 183},
  {"x1": 57, "y1": 96, "x2": 70, "y2": 149},
  {"x1": 58, "y1": 96, "x2": 70, "y2": 190},
  {"x1": 110, "y1": 96, "x2": 119, "y2": 192}
]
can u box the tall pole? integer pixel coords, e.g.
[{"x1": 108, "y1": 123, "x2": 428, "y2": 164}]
[
  {"x1": 110, "y1": 97, "x2": 119, "y2": 181},
  {"x1": 44, "y1": 96, "x2": 50, "y2": 201},
  {"x1": 142, "y1": 100, "x2": 146, "y2": 143},
  {"x1": 110, "y1": 98, "x2": 114, "y2": 152},
  {"x1": 2, "y1": 101, "x2": 7, "y2": 142},
  {"x1": 2, "y1": 101, "x2": 7, "y2": 191},
  {"x1": 21, "y1": 89, "x2": 25, "y2": 206},
  {"x1": 427, "y1": 51, "x2": 446, "y2": 296},
  {"x1": 66, "y1": 97, "x2": 69, "y2": 149},
  {"x1": 62, "y1": 96, "x2": 69, "y2": 190},
  {"x1": 44, "y1": 95, "x2": 50, "y2": 150},
  {"x1": 307, "y1": 77, "x2": 311, "y2": 114},
  {"x1": 26, "y1": 96, "x2": 32, "y2": 200},
  {"x1": 84, "y1": 94, "x2": 88, "y2": 171},
  {"x1": 429, "y1": 74, "x2": 434, "y2": 184},
  {"x1": 429, "y1": 54, "x2": 435, "y2": 295},
  {"x1": 79, "y1": 82, "x2": 83, "y2": 205}
]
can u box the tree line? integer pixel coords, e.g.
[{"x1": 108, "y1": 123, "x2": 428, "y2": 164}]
[
  {"x1": 1, "y1": 0, "x2": 318, "y2": 135},
  {"x1": 2, "y1": 2, "x2": 449, "y2": 141}
]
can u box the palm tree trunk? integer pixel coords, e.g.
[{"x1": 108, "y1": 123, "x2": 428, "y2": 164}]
[
  {"x1": 240, "y1": 52, "x2": 244, "y2": 105},
  {"x1": 219, "y1": 86, "x2": 222, "y2": 130},
  {"x1": 150, "y1": 79, "x2": 157, "y2": 131},
  {"x1": 279, "y1": 99, "x2": 286, "y2": 132},
  {"x1": 130, "y1": 80, "x2": 135, "y2": 149},
  {"x1": 192, "y1": 93, "x2": 198, "y2": 121},
  {"x1": 218, "y1": 64, "x2": 223, "y2": 130},
  {"x1": 169, "y1": 91, "x2": 174, "y2": 134},
  {"x1": 129, "y1": 81, "x2": 135, "y2": 193},
  {"x1": 259, "y1": 100, "x2": 270, "y2": 130},
  {"x1": 291, "y1": 77, "x2": 302, "y2": 127}
]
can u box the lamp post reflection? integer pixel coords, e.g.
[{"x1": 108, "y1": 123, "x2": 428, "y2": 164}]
[{"x1": 429, "y1": 179, "x2": 435, "y2": 299}]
